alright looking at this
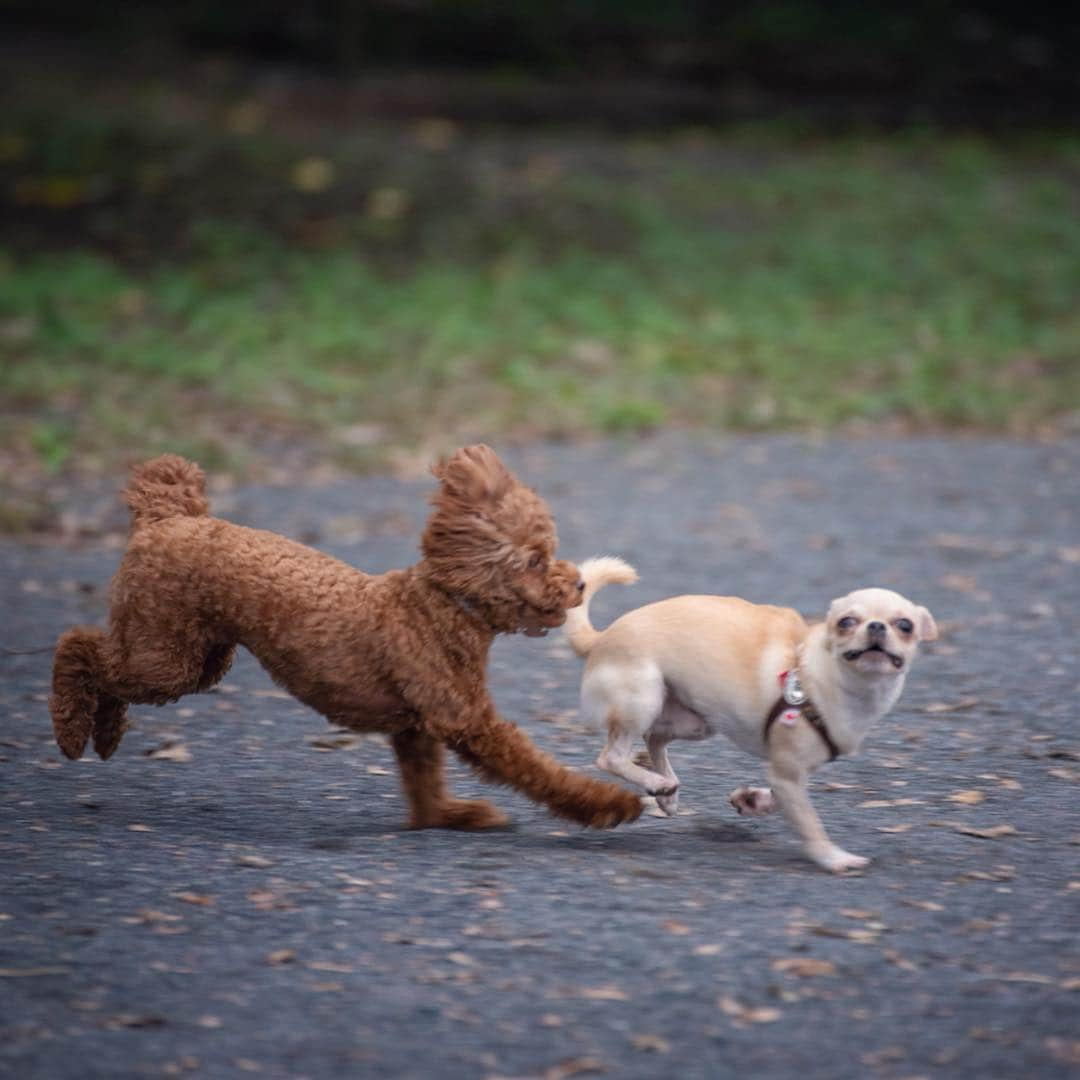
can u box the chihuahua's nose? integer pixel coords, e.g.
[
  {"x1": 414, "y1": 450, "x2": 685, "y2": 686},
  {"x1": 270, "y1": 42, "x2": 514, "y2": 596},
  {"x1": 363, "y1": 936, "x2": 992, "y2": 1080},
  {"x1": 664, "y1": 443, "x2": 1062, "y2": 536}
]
[
  {"x1": 867, "y1": 621, "x2": 886, "y2": 636},
  {"x1": 576, "y1": 579, "x2": 586, "y2": 592}
]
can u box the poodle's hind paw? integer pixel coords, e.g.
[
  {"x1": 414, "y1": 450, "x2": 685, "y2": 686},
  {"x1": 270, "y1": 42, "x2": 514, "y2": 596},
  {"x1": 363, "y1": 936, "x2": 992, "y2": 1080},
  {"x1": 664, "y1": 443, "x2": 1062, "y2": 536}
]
[{"x1": 413, "y1": 799, "x2": 511, "y2": 830}]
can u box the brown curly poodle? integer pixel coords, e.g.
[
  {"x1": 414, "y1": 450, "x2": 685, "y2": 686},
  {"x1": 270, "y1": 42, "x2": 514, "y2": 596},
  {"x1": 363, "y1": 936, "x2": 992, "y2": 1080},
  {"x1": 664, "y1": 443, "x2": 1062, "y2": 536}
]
[{"x1": 50, "y1": 445, "x2": 641, "y2": 830}]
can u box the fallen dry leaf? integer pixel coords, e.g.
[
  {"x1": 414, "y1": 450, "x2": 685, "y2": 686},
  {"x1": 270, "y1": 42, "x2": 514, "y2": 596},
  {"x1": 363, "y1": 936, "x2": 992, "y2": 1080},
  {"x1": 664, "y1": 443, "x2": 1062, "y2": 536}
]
[
  {"x1": 771, "y1": 957, "x2": 837, "y2": 977},
  {"x1": 234, "y1": 854, "x2": 275, "y2": 869},
  {"x1": 145, "y1": 741, "x2": 192, "y2": 763},
  {"x1": 810, "y1": 925, "x2": 880, "y2": 943},
  {"x1": 581, "y1": 985, "x2": 629, "y2": 1001},
  {"x1": 693, "y1": 944, "x2": 723, "y2": 956},
  {"x1": 267, "y1": 950, "x2": 296, "y2": 966},
  {"x1": 631, "y1": 1033, "x2": 671, "y2": 1053},
  {"x1": 173, "y1": 891, "x2": 214, "y2": 906},
  {"x1": 662, "y1": 920, "x2": 691, "y2": 936},
  {"x1": 1049, "y1": 767, "x2": 1079, "y2": 782},
  {"x1": 0, "y1": 966, "x2": 72, "y2": 977},
  {"x1": 1044, "y1": 1037, "x2": 1080, "y2": 1066},
  {"x1": 541, "y1": 1057, "x2": 607, "y2": 1080},
  {"x1": 104, "y1": 1013, "x2": 166, "y2": 1029},
  {"x1": 307, "y1": 960, "x2": 354, "y2": 973},
  {"x1": 939, "y1": 573, "x2": 979, "y2": 592},
  {"x1": 952, "y1": 823, "x2": 1018, "y2": 839},
  {"x1": 947, "y1": 790, "x2": 986, "y2": 805},
  {"x1": 921, "y1": 697, "x2": 981, "y2": 714},
  {"x1": 718, "y1": 994, "x2": 781, "y2": 1023},
  {"x1": 883, "y1": 949, "x2": 918, "y2": 972},
  {"x1": 308, "y1": 734, "x2": 364, "y2": 751},
  {"x1": 902, "y1": 899, "x2": 944, "y2": 911},
  {"x1": 127, "y1": 908, "x2": 183, "y2": 926}
]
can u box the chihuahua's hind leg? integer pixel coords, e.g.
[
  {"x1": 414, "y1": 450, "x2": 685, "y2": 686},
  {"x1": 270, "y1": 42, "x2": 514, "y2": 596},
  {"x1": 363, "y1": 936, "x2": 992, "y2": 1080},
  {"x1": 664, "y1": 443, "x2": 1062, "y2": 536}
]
[
  {"x1": 597, "y1": 724, "x2": 677, "y2": 798},
  {"x1": 644, "y1": 732, "x2": 680, "y2": 815}
]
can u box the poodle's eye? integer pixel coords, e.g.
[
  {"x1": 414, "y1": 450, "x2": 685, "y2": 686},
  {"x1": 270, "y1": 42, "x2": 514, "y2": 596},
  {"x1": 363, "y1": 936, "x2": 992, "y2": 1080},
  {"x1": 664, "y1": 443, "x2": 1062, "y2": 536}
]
[
  {"x1": 896, "y1": 618, "x2": 914, "y2": 635},
  {"x1": 837, "y1": 616, "x2": 858, "y2": 631},
  {"x1": 527, "y1": 552, "x2": 547, "y2": 571}
]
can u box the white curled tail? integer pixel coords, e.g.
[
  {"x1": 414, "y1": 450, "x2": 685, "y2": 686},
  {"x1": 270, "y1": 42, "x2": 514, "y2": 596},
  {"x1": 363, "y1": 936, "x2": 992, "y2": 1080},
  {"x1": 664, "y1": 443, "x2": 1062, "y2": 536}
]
[{"x1": 564, "y1": 556, "x2": 638, "y2": 658}]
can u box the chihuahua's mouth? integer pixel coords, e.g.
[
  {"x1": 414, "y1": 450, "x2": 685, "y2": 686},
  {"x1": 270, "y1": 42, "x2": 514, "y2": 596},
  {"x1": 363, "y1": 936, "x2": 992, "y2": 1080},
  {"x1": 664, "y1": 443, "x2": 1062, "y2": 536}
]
[{"x1": 843, "y1": 643, "x2": 905, "y2": 670}]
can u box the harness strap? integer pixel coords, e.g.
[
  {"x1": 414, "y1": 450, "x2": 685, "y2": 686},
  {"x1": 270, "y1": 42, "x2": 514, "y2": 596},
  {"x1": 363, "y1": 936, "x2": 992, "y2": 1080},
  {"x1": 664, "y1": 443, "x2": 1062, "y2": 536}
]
[{"x1": 763, "y1": 697, "x2": 840, "y2": 762}]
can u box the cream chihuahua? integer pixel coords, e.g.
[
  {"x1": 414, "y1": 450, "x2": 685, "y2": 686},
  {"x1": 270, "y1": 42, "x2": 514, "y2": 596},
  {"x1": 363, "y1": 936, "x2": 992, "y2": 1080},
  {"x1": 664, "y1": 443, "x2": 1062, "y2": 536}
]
[{"x1": 565, "y1": 558, "x2": 937, "y2": 872}]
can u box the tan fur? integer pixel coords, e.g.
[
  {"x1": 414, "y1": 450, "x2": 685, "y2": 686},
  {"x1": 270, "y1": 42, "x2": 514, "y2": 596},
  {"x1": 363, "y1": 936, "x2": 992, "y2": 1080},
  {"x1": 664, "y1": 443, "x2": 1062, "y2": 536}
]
[
  {"x1": 565, "y1": 556, "x2": 639, "y2": 658},
  {"x1": 50, "y1": 448, "x2": 642, "y2": 831},
  {"x1": 568, "y1": 559, "x2": 937, "y2": 872}
]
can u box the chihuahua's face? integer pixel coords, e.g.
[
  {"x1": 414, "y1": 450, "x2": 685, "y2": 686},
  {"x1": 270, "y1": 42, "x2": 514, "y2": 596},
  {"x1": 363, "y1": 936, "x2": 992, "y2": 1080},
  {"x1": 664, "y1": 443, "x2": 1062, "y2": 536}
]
[{"x1": 826, "y1": 588, "x2": 937, "y2": 676}]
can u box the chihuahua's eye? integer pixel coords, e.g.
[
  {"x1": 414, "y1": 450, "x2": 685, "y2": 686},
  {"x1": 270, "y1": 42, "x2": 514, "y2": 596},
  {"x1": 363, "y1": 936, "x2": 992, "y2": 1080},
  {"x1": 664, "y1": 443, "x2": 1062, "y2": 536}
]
[
  {"x1": 896, "y1": 618, "x2": 914, "y2": 634},
  {"x1": 837, "y1": 616, "x2": 858, "y2": 630}
]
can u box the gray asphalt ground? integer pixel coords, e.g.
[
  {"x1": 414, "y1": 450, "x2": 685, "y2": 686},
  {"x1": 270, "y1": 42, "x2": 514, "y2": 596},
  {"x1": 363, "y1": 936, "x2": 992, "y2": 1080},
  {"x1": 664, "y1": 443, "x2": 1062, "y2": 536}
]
[{"x1": 2, "y1": 435, "x2": 1078, "y2": 1080}]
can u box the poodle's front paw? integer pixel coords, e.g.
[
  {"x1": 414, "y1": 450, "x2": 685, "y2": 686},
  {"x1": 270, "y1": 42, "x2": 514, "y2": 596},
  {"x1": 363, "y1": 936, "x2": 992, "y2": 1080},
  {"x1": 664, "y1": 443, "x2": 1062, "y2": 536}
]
[
  {"x1": 730, "y1": 786, "x2": 775, "y2": 817},
  {"x1": 581, "y1": 787, "x2": 644, "y2": 828}
]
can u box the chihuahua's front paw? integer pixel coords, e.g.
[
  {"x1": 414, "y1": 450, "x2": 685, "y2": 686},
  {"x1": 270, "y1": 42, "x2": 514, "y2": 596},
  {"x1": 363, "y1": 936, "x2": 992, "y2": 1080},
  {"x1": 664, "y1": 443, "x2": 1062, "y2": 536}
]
[
  {"x1": 808, "y1": 844, "x2": 869, "y2": 874},
  {"x1": 729, "y1": 786, "x2": 775, "y2": 817},
  {"x1": 655, "y1": 790, "x2": 680, "y2": 816}
]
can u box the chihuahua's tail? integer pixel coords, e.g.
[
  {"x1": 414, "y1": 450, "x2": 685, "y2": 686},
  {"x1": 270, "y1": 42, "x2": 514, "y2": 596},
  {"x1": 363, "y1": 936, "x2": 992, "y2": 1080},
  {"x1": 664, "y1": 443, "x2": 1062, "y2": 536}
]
[
  {"x1": 564, "y1": 556, "x2": 639, "y2": 658},
  {"x1": 124, "y1": 454, "x2": 209, "y2": 530}
]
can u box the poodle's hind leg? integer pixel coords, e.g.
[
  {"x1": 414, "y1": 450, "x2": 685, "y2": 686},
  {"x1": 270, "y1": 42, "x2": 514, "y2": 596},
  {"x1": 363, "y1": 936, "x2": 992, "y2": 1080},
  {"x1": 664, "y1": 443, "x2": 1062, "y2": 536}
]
[
  {"x1": 51, "y1": 627, "x2": 108, "y2": 760},
  {"x1": 91, "y1": 639, "x2": 231, "y2": 759},
  {"x1": 92, "y1": 693, "x2": 130, "y2": 761},
  {"x1": 391, "y1": 727, "x2": 509, "y2": 829}
]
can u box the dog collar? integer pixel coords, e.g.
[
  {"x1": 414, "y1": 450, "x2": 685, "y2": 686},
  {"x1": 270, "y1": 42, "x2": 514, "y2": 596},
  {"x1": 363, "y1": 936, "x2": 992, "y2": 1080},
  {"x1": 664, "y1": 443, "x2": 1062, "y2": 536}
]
[
  {"x1": 447, "y1": 592, "x2": 498, "y2": 633},
  {"x1": 764, "y1": 670, "x2": 840, "y2": 762}
]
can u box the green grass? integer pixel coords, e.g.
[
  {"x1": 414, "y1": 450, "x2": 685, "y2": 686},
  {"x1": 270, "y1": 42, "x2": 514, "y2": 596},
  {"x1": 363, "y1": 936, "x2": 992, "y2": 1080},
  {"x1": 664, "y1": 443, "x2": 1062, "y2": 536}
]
[{"x1": 2, "y1": 124, "x2": 1079, "y2": 497}]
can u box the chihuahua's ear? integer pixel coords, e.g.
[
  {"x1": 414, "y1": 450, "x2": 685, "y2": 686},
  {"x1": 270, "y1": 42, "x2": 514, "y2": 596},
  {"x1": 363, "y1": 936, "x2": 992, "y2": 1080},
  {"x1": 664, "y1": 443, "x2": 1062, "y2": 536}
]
[
  {"x1": 914, "y1": 605, "x2": 938, "y2": 641},
  {"x1": 431, "y1": 444, "x2": 516, "y2": 505},
  {"x1": 825, "y1": 594, "x2": 854, "y2": 634}
]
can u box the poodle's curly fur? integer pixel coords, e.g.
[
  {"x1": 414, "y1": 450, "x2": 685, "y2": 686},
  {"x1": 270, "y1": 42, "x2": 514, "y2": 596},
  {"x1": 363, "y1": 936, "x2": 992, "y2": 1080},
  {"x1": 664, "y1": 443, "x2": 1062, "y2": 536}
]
[{"x1": 50, "y1": 445, "x2": 641, "y2": 830}]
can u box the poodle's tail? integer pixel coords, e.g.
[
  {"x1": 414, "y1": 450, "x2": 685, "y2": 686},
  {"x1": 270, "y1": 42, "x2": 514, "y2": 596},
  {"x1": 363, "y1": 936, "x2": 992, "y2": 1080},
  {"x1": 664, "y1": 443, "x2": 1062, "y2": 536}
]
[
  {"x1": 564, "y1": 556, "x2": 638, "y2": 658},
  {"x1": 124, "y1": 454, "x2": 209, "y2": 530}
]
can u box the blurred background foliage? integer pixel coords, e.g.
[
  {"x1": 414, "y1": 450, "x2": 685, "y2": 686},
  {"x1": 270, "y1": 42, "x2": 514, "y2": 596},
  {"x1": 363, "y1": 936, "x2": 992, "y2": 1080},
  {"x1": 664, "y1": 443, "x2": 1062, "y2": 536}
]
[{"x1": 1, "y1": 2, "x2": 1077, "y2": 528}]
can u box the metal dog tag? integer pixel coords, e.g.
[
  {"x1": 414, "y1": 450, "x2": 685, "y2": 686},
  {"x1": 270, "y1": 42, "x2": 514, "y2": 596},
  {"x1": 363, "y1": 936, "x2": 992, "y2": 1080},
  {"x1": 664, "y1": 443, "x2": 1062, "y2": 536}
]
[{"x1": 782, "y1": 670, "x2": 807, "y2": 707}]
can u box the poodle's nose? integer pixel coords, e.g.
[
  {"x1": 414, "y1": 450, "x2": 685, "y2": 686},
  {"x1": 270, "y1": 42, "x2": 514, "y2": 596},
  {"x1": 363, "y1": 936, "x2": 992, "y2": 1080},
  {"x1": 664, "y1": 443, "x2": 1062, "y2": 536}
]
[{"x1": 576, "y1": 579, "x2": 586, "y2": 592}]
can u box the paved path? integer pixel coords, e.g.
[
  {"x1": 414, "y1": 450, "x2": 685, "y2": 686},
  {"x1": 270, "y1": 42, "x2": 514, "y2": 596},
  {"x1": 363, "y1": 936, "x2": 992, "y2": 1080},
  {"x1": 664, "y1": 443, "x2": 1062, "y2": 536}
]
[{"x1": 2, "y1": 435, "x2": 1078, "y2": 1079}]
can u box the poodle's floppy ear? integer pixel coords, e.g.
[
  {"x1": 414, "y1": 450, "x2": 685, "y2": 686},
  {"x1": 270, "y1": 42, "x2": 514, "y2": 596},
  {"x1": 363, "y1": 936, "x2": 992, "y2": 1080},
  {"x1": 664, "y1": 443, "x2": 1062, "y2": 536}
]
[{"x1": 431, "y1": 444, "x2": 517, "y2": 506}]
